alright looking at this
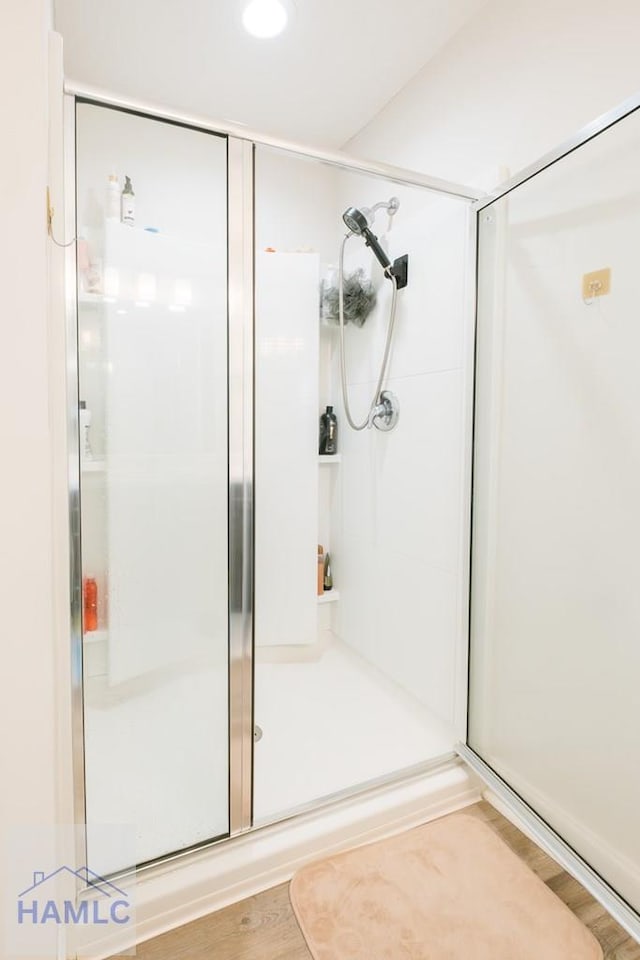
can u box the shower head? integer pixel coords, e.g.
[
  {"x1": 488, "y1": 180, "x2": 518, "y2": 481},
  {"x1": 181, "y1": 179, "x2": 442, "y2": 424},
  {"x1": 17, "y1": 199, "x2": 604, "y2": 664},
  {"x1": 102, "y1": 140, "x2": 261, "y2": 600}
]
[
  {"x1": 342, "y1": 197, "x2": 399, "y2": 236},
  {"x1": 343, "y1": 206, "x2": 369, "y2": 236},
  {"x1": 342, "y1": 205, "x2": 392, "y2": 273}
]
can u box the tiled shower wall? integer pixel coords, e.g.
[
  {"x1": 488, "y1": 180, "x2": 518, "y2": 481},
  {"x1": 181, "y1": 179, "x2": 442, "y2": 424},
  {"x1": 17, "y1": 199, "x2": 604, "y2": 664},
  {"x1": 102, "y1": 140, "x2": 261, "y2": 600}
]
[{"x1": 330, "y1": 175, "x2": 469, "y2": 726}]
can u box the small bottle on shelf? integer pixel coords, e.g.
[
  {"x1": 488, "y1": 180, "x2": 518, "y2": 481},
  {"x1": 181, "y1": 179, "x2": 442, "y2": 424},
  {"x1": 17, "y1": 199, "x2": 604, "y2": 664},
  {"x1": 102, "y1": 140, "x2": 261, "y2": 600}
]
[
  {"x1": 121, "y1": 176, "x2": 135, "y2": 226},
  {"x1": 79, "y1": 401, "x2": 93, "y2": 460},
  {"x1": 317, "y1": 545, "x2": 324, "y2": 596},
  {"x1": 319, "y1": 405, "x2": 338, "y2": 455},
  {"x1": 323, "y1": 552, "x2": 333, "y2": 591},
  {"x1": 83, "y1": 577, "x2": 98, "y2": 632}
]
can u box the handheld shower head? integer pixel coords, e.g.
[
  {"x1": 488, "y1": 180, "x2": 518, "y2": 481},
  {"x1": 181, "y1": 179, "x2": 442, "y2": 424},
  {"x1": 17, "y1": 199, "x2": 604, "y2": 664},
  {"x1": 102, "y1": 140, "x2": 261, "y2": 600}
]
[
  {"x1": 341, "y1": 197, "x2": 407, "y2": 288},
  {"x1": 342, "y1": 198, "x2": 399, "y2": 236},
  {"x1": 342, "y1": 205, "x2": 391, "y2": 273},
  {"x1": 342, "y1": 206, "x2": 369, "y2": 236}
]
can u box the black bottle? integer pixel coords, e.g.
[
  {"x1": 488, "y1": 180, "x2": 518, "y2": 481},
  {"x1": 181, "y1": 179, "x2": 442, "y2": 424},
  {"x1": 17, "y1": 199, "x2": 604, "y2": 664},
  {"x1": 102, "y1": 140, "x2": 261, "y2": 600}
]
[{"x1": 319, "y1": 405, "x2": 338, "y2": 455}]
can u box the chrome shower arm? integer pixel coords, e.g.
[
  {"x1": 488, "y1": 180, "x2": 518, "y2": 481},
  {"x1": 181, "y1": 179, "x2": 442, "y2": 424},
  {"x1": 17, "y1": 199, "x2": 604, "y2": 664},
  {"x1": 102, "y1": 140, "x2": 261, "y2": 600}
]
[{"x1": 369, "y1": 197, "x2": 400, "y2": 219}]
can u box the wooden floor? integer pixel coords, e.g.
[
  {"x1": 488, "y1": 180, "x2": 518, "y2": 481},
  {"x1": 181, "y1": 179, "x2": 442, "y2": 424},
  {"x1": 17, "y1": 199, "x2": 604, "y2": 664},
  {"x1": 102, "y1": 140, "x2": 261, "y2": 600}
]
[{"x1": 113, "y1": 801, "x2": 640, "y2": 960}]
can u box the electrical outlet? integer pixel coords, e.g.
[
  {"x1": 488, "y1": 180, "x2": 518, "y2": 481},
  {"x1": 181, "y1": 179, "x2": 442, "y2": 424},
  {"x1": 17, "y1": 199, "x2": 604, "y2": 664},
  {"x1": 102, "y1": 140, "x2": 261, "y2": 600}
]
[{"x1": 582, "y1": 268, "x2": 611, "y2": 299}]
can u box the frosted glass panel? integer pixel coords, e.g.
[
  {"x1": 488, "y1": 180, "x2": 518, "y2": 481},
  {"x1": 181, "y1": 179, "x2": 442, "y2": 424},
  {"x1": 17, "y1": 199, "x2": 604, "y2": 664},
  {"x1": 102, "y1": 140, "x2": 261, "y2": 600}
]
[
  {"x1": 76, "y1": 103, "x2": 229, "y2": 872},
  {"x1": 469, "y1": 107, "x2": 640, "y2": 911}
]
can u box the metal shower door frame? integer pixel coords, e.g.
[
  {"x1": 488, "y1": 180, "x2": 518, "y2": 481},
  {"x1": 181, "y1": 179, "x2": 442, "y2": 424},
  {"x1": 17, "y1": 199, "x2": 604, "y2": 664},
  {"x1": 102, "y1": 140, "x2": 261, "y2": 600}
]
[
  {"x1": 65, "y1": 82, "x2": 484, "y2": 876},
  {"x1": 459, "y1": 87, "x2": 640, "y2": 944},
  {"x1": 227, "y1": 137, "x2": 255, "y2": 836}
]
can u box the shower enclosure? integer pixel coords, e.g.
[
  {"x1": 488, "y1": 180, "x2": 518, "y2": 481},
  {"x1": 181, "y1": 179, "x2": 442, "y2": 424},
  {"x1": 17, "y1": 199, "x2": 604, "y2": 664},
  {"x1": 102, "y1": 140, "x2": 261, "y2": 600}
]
[
  {"x1": 66, "y1": 83, "x2": 640, "y2": 945},
  {"x1": 68, "y1": 94, "x2": 477, "y2": 878}
]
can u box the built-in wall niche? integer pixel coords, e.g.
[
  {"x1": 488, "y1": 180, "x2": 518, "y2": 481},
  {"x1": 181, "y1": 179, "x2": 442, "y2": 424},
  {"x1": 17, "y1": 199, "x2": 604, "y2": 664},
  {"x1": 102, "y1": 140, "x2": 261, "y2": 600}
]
[{"x1": 317, "y1": 451, "x2": 340, "y2": 608}]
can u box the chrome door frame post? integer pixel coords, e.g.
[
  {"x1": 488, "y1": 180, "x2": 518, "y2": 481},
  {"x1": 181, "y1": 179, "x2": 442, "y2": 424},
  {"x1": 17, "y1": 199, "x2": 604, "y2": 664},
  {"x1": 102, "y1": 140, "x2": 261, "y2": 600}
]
[
  {"x1": 64, "y1": 93, "x2": 88, "y2": 865},
  {"x1": 227, "y1": 138, "x2": 255, "y2": 835}
]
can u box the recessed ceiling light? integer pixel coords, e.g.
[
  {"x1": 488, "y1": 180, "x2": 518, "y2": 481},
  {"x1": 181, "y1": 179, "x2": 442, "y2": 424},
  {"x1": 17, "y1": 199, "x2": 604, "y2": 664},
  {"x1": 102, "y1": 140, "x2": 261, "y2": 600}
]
[{"x1": 242, "y1": 0, "x2": 291, "y2": 38}]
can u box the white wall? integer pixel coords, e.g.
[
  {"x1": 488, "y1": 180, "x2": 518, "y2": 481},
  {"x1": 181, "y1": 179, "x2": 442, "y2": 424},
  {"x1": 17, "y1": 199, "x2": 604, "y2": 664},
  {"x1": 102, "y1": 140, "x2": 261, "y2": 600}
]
[
  {"x1": 347, "y1": 0, "x2": 640, "y2": 190},
  {"x1": 0, "y1": 0, "x2": 61, "y2": 922},
  {"x1": 254, "y1": 148, "x2": 338, "y2": 263},
  {"x1": 330, "y1": 173, "x2": 467, "y2": 727}
]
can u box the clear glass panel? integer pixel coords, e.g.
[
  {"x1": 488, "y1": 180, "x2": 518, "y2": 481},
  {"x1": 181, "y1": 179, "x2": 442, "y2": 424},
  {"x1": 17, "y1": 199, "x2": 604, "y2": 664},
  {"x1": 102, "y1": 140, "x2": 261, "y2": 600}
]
[
  {"x1": 76, "y1": 103, "x2": 229, "y2": 872},
  {"x1": 470, "y1": 108, "x2": 640, "y2": 910},
  {"x1": 252, "y1": 145, "x2": 465, "y2": 823}
]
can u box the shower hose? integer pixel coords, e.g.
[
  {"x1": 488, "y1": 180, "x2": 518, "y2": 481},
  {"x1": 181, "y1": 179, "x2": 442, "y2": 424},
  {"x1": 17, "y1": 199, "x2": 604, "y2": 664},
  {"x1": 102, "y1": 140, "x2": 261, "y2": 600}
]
[{"x1": 338, "y1": 233, "x2": 399, "y2": 431}]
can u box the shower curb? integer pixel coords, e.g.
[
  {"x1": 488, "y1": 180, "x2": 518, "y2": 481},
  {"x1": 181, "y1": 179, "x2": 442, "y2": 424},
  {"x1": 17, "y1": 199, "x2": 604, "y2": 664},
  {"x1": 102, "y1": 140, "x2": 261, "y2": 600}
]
[{"x1": 84, "y1": 759, "x2": 481, "y2": 958}]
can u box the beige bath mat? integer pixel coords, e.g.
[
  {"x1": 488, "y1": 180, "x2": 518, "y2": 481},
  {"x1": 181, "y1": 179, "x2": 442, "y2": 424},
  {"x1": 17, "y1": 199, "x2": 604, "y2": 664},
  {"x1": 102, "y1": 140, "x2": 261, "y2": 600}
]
[{"x1": 289, "y1": 813, "x2": 602, "y2": 960}]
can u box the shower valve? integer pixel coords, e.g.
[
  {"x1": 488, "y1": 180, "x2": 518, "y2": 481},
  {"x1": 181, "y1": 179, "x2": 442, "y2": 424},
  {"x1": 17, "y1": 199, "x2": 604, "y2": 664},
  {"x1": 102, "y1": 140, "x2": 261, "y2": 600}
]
[{"x1": 369, "y1": 391, "x2": 400, "y2": 431}]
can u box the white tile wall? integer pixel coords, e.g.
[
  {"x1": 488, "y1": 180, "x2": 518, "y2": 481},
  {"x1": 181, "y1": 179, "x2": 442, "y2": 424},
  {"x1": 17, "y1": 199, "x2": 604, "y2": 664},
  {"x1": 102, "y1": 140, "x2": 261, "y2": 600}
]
[{"x1": 331, "y1": 174, "x2": 469, "y2": 727}]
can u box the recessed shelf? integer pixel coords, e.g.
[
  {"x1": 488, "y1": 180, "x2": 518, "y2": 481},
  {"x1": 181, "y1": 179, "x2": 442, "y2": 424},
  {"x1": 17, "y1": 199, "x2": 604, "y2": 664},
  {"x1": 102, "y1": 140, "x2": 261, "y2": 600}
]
[
  {"x1": 317, "y1": 590, "x2": 340, "y2": 604},
  {"x1": 78, "y1": 292, "x2": 104, "y2": 305},
  {"x1": 319, "y1": 454, "x2": 341, "y2": 464},
  {"x1": 81, "y1": 459, "x2": 106, "y2": 473}
]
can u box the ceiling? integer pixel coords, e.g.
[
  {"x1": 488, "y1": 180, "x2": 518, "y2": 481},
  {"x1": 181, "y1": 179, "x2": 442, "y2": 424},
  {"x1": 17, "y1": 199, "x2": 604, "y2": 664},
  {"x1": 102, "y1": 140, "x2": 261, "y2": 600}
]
[{"x1": 55, "y1": 0, "x2": 487, "y2": 148}]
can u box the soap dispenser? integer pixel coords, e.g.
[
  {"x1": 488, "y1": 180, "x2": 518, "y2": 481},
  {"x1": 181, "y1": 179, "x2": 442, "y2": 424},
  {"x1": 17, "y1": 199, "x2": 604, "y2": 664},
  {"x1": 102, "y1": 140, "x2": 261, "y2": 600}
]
[{"x1": 121, "y1": 176, "x2": 135, "y2": 226}]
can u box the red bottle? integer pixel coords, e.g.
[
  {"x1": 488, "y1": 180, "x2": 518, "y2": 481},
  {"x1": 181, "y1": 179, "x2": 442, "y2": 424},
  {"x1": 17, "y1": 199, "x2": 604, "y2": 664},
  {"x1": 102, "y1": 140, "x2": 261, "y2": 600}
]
[{"x1": 83, "y1": 577, "x2": 98, "y2": 632}]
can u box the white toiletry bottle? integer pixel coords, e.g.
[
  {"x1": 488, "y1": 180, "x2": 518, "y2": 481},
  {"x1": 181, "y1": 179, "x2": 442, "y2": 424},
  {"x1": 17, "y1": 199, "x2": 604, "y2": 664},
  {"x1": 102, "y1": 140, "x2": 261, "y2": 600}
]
[
  {"x1": 121, "y1": 176, "x2": 135, "y2": 226},
  {"x1": 106, "y1": 173, "x2": 120, "y2": 220},
  {"x1": 79, "y1": 401, "x2": 93, "y2": 460}
]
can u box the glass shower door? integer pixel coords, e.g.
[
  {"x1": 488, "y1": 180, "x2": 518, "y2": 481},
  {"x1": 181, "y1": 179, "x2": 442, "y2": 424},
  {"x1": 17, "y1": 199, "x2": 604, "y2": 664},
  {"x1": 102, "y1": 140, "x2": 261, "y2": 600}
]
[
  {"x1": 468, "y1": 102, "x2": 640, "y2": 922},
  {"x1": 251, "y1": 144, "x2": 462, "y2": 825},
  {"x1": 75, "y1": 102, "x2": 229, "y2": 873}
]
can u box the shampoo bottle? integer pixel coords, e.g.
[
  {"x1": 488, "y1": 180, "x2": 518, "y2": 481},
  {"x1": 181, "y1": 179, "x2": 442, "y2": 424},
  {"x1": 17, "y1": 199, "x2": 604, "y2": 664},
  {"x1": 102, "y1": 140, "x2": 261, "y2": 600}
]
[
  {"x1": 121, "y1": 176, "x2": 135, "y2": 226},
  {"x1": 323, "y1": 552, "x2": 333, "y2": 591},
  {"x1": 317, "y1": 545, "x2": 324, "y2": 596},
  {"x1": 319, "y1": 405, "x2": 338, "y2": 455}
]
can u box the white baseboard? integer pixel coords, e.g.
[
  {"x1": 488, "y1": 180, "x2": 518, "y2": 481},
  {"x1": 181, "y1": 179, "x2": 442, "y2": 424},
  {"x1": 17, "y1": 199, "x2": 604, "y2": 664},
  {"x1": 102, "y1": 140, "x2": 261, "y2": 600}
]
[{"x1": 86, "y1": 759, "x2": 481, "y2": 959}]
